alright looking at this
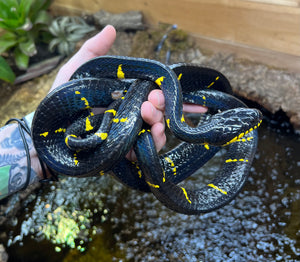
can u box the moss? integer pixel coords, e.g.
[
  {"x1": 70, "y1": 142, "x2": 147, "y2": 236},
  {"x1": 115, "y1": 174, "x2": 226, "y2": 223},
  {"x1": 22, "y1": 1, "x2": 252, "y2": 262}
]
[
  {"x1": 167, "y1": 29, "x2": 189, "y2": 51},
  {"x1": 130, "y1": 23, "x2": 194, "y2": 61}
]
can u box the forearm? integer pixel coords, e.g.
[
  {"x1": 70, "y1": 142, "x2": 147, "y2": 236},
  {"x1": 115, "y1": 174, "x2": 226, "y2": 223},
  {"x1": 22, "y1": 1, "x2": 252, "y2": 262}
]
[{"x1": 0, "y1": 114, "x2": 48, "y2": 200}]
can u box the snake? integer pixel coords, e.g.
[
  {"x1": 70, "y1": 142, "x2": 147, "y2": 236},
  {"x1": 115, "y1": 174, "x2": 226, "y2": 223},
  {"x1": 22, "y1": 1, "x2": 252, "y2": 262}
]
[
  {"x1": 31, "y1": 56, "x2": 262, "y2": 214},
  {"x1": 134, "y1": 89, "x2": 259, "y2": 214}
]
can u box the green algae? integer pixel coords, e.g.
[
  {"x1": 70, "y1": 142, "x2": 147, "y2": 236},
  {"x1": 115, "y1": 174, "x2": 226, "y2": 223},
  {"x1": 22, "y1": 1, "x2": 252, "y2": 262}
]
[
  {"x1": 43, "y1": 206, "x2": 92, "y2": 250},
  {"x1": 62, "y1": 231, "x2": 126, "y2": 262}
]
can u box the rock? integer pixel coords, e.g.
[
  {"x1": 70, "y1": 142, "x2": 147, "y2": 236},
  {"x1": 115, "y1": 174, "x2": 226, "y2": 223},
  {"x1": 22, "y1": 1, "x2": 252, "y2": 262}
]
[
  {"x1": 130, "y1": 28, "x2": 300, "y2": 132},
  {"x1": 93, "y1": 10, "x2": 144, "y2": 31},
  {"x1": 232, "y1": 64, "x2": 300, "y2": 132},
  {"x1": 0, "y1": 245, "x2": 8, "y2": 262},
  {"x1": 192, "y1": 53, "x2": 300, "y2": 132}
]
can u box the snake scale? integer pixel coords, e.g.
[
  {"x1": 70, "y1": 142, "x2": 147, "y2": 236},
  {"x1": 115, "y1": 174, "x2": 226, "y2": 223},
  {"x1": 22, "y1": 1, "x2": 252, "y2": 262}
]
[{"x1": 31, "y1": 56, "x2": 262, "y2": 214}]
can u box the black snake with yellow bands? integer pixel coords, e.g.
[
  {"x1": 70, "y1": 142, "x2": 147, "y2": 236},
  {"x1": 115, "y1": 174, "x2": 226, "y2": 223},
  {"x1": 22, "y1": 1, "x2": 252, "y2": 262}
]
[{"x1": 31, "y1": 56, "x2": 262, "y2": 214}]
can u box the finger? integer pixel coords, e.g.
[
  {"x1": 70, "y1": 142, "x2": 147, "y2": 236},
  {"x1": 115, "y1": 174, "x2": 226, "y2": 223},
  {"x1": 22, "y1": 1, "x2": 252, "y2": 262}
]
[
  {"x1": 183, "y1": 103, "x2": 208, "y2": 113},
  {"x1": 141, "y1": 101, "x2": 166, "y2": 152},
  {"x1": 148, "y1": 89, "x2": 207, "y2": 113},
  {"x1": 127, "y1": 93, "x2": 165, "y2": 162},
  {"x1": 147, "y1": 89, "x2": 165, "y2": 111},
  {"x1": 125, "y1": 122, "x2": 166, "y2": 162},
  {"x1": 150, "y1": 122, "x2": 166, "y2": 152},
  {"x1": 141, "y1": 100, "x2": 166, "y2": 154},
  {"x1": 125, "y1": 148, "x2": 137, "y2": 162},
  {"x1": 51, "y1": 25, "x2": 116, "y2": 90},
  {"x1": 141, "y1": 101, "x2": 164, "y2": 126}
]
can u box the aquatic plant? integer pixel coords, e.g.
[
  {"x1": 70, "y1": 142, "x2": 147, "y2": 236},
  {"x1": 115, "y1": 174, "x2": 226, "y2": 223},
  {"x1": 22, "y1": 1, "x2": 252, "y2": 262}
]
[
  {"x1": 0, "y1": 0, "x2": 53, "y2": 83},
  {"x1": 48, "y1": 16, "x2": 95, "y2": 56}
]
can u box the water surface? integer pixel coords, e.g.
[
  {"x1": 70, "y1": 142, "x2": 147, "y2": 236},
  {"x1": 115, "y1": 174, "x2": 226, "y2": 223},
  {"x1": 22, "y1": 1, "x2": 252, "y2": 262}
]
[{"x1": 2, "y1": 111, "x2": 300, "y2": 262}]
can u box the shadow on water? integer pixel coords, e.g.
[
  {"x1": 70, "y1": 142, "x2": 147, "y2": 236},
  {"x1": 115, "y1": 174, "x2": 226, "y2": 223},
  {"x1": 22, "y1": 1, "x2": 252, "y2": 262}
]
[{"x1": 1, "y1": 108, "x2": 300, "y2": 262}]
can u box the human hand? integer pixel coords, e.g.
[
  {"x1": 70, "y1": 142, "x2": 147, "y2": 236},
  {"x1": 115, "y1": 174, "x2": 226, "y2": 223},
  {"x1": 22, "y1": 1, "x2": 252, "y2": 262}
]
[{"x1": 50, "y1": 25, "x2": 207, "y2": 161}]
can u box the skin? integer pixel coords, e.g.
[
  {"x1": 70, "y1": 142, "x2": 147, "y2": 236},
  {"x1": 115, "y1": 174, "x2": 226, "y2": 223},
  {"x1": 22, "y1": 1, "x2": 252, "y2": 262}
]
[{"x1": 0, "y1": 25, "x2": 206, "y2": 199}]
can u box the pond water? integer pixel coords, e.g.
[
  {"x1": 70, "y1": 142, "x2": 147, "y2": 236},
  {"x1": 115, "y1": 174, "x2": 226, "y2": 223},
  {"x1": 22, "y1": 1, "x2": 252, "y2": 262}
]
[{"x1": 1, "y1": 108, "x2": 300, "y2": 262}]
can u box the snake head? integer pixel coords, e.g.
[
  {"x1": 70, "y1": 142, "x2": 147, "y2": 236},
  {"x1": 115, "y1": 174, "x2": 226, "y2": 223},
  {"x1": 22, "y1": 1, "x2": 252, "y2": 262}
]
[{"x1": 206, "y1": 107, "x2": 262, "y2": 146}]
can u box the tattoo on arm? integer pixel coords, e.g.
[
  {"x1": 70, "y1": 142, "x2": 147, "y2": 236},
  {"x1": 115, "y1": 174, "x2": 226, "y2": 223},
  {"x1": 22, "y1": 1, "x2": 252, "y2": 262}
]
[{"x1": 0, "y1": 124, "x2": 39, "y2": 200}]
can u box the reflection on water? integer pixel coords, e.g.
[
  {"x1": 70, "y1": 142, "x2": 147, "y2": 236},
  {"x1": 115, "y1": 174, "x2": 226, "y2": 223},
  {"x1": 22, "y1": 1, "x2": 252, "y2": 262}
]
[{"x1": 2, "y1": 112, "x2": 300, "y2": 262}]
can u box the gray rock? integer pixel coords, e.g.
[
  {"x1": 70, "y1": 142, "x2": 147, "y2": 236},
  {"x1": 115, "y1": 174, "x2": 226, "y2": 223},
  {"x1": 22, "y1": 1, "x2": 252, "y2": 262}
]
[
  {"x1": 191, "y1": 53, "x2": 300, "y2": 132},
  {"x1": 0, "y1": 245, "x2": 8, "y2": 262}
]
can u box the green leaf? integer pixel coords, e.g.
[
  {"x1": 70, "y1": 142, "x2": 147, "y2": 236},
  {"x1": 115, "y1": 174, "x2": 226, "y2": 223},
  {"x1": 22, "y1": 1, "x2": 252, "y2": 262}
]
[
  {"x1": 33, "y1": 10, "x2": 52, "y2": 25},
  {"x1": 14, "y1": 47, "x2": 29, "y2": 70},
  {"x1": 0, "y1": 0, "x2": 19, "y2": 21},
  {"x1": 48, "y1": 38, "x2": 61, "y2": 53},
  {"x1": 19, "y1": 0, "x2": 34, "y2": 18},
  {"x1": 29, "y1": 0, "x2": 52, "y2": 21},
  {"x1": 0, "y1": 32, "x2": 18, "y2": 54},
  {"x1": 17, "y1": 17, "x2": 33, "y2": 31},
  {"x1": 0, "y1": 0, "x2": 28, "y2": 30},
  {"x1": 0, "y1": 0, "x2": 52, "y2": 31},
  {"x1": 0, "y1": 19, "x2": 22, "y2": 31},
  {"x1": 0, "y1": 56, "x2": 16, "y2": 83},
  {"x1": 19, "y1": 37, "x2": 37, "y2": 56},
  {"x1": 48, "y1": 19, "x2": 60, "y2": 36}
]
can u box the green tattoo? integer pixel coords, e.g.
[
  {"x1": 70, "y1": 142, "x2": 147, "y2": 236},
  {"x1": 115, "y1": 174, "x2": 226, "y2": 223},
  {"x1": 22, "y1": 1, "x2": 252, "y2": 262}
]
[{"x1": 0, "y1": 165, "x2": 11, "y2": 199}]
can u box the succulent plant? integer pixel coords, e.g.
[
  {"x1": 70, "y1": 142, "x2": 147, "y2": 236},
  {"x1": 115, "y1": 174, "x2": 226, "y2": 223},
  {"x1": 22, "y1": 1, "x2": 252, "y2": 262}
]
[
  {"x1": 0, "y1": 0, "x2": 53, "y2": 83},
  {"x1": 49, "y1": 16, "x2": 95, "y2": 56}
]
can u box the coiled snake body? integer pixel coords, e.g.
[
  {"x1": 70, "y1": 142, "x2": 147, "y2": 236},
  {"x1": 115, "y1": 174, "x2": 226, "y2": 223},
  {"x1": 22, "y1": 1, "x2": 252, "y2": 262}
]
[{"x1": 31, "y1": 56, "x2": 262, "y2": 214}]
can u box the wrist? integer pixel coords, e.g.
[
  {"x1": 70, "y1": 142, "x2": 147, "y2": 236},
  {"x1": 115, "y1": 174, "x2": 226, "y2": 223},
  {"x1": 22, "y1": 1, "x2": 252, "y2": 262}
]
[
  {"x1": 25, "y1": 112, "x2": 57, "y2": 182},
  {"x1": 23, "y1": 111, "x2": 35, "y2": 130},
  {"x1": 0, "y1": 115, "x2": 54, "y2": 200}
]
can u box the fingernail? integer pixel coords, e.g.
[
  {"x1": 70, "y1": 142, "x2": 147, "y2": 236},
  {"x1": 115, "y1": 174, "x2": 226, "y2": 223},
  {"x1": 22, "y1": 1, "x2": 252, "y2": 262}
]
[{"x1": 156, "y1": 92, "x2": 164, "y2": 108}]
